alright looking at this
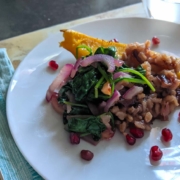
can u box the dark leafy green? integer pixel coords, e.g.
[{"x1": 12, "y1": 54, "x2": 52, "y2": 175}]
[
  {"x1": 94, "y1": 46, "x2": 116, "y2": 58},
  {"x1": 85, "y1": 89, "x2": 110, "y2": 102},
  {"x1": 58, "y1": 82, "x2": 72, "y2": 103},
  {"x1": 118, "y1": 64, "x2": 146, "y2": 76},
  {"x1": 66, "y1": 106, "x2": 92, "y2": 115},
  {"x1": 56, "y1": 43, "x2": 156, "y2": 143},
  {"x1": 97, "y1": 64, "x2": 114, "y2": 96},
  {"x1": 58, "y1": 65, "x2": 110, "y2": 108},
  {"x1": 114, "y1": 77, "x2": 146, "y2": 84},
  {"x1": 116, "y1": 64, "x2": 155, "y2": 92},
  {"x1": 94, "y1": 76, "x2": 104, "y2": 98},
  {"x1": 78, "y1": 66, "x2": 94, "y2": 73},
  {"x1": 72, "y1": 67, "x2": 99, "y2": 101},
  {"x1": 62, "y1": 106, "x2": 92, "y2": 126},
  {"x1": 67, "y1": 116, "x2": 106, "y2": 141},
  {"x1": 135, "y1": 65, "x2": 146, "y2": 76}
]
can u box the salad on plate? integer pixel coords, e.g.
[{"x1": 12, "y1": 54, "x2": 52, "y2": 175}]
[{"x1": 46, "y1": 29, "x2": 180, "y2": 161}]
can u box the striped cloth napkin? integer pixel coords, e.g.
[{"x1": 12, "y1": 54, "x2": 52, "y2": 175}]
[{"x1": 0, "y1": 48, "x2": 43, "y2": 180}]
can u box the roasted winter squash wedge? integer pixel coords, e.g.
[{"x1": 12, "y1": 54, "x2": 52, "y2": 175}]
[{"x1": 60, "y1": 29, "x2": 127, "y2": 59}]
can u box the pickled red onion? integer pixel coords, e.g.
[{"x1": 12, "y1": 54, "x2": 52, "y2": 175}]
[
  {"x1": 80, "y1": 54, "x2": 116, "y2": 72},
  {"x1": 46, "y1": 64, "x2": 73, "y2": 102},
  {"x1": 104, "y1": 90, "x2": 121, "y2": 112},
  {"x1": 122, "y1": 86, "x2": 143, "y2": 100},
  {"x1": 113, "y1": 72, "x2": 132, "y2": 79}
]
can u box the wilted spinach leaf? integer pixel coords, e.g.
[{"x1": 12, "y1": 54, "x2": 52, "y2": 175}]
[
  {"x1": 72, "y1": 68, "x2": 99, "y2": 101},
  {"x1": 118, "y1": 64, "x2": 146, "y2": 76},
  {"x1": 68, "y1": 116, "x2": 106, "y2": 141},
  {"x1": 58, "y1": 82, "x2": 72, "y2": 103},
  {"x1": 78, "y1": 66, "x2": 94, "y2": 73},
  {"x1": 135, "y1": 65, "x2": 146, "y2": 76},
  {"x1": 94, "y1": 46, "x2": 116, "y2": 58},
  {"x1": 67, "y1": 106, "x2": 92, "y2": 115}
]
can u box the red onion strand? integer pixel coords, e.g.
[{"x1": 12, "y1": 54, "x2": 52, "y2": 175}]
[
  {"x1": 122, "y1": 86, "x2": 143, "y2": 100},
  {"x1": 80, "y1": 54, "x2": 115, "y2": 72},
  {"x1": 46, "y1": 64, "x2": 73, "y2": 102},
  {"x1": 104, "y1": 90, "x2": 121, "y2": 112}
]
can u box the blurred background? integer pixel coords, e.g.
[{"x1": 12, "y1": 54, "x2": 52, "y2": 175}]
[{"x1": 0, "y1": 0, "x2": 140, "y2": 40}]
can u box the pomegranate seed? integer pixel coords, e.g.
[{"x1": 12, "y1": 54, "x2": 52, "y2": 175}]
[
  {"x1": 49, "y1": 60, "x2": 59, "y2": 70},
  {"x1": 80, "y1": 150, "x2": 94, "y2": 161},
  {"x1": 126, "y1": 134, "x2": 136, "y2": 145},
  {"x1": 130, "y1": 127, "x2": 144, "y2": 138},
  {"x1": 161, "y1": 128, "x2": 173, "y2": 142},
  {"x1": 150, "y1": 146, "x2": 163, "y2": 161},
  {"x1": 109, "y1": 38, "x2": 119, "y2": 42},
  {"x1": 70, "y1": 133, "x2": 80, "y2": 144},
  {"x1": 113, "y1": 38, "x2": 119, "y2": 42},
  {"x1": 152, "y1": 36, "x2": 160, "y2": 45}
]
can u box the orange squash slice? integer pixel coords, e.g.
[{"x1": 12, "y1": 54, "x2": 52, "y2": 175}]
[{"x1": 60, "y1": 29, "x2": 127, "y2": 59}]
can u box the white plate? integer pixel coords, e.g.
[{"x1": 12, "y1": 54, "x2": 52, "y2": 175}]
[{"x1": 7, "y1": 18, "x2": 180, "y2": 180}]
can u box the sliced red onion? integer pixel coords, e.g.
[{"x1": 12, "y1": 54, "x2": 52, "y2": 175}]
[
  {"x1": 87, "y1": 102, "x2": 99, "y2": 116},
  {"x1": 100, "y1": 114, "x2": 111, "y2": 129},
  {"x1": 71, "y1": 59, "x2": 82, "y2": 78},
  {"x1": 46, "y1": 64, "x2": 74, "y2": 102},
  {"x1": 81, "y1": 135, "x2": 99, "y2": 146},
  {"x1": 123, "y1": 86, "x2": 143, "y2": 100},
  {"x1": 114, "y1": 59, "x2": 124, "y2": 67},
  {"x1": 80, "y1": 54, "x2": 115, "y2": 72},
  {"x1": 51, "y1": 96, "x2": 64, "y2": 114},
  {"x1": 104, "y1": 90, "x2": 121, "y2": 112},
  {"x1": 113, "y1": 72, "x2": 132, "y2": 79}
]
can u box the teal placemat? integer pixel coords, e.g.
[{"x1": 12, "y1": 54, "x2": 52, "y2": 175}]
[{"x1": 0, "y1": 48, "x2": 43, "y2": 180}]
